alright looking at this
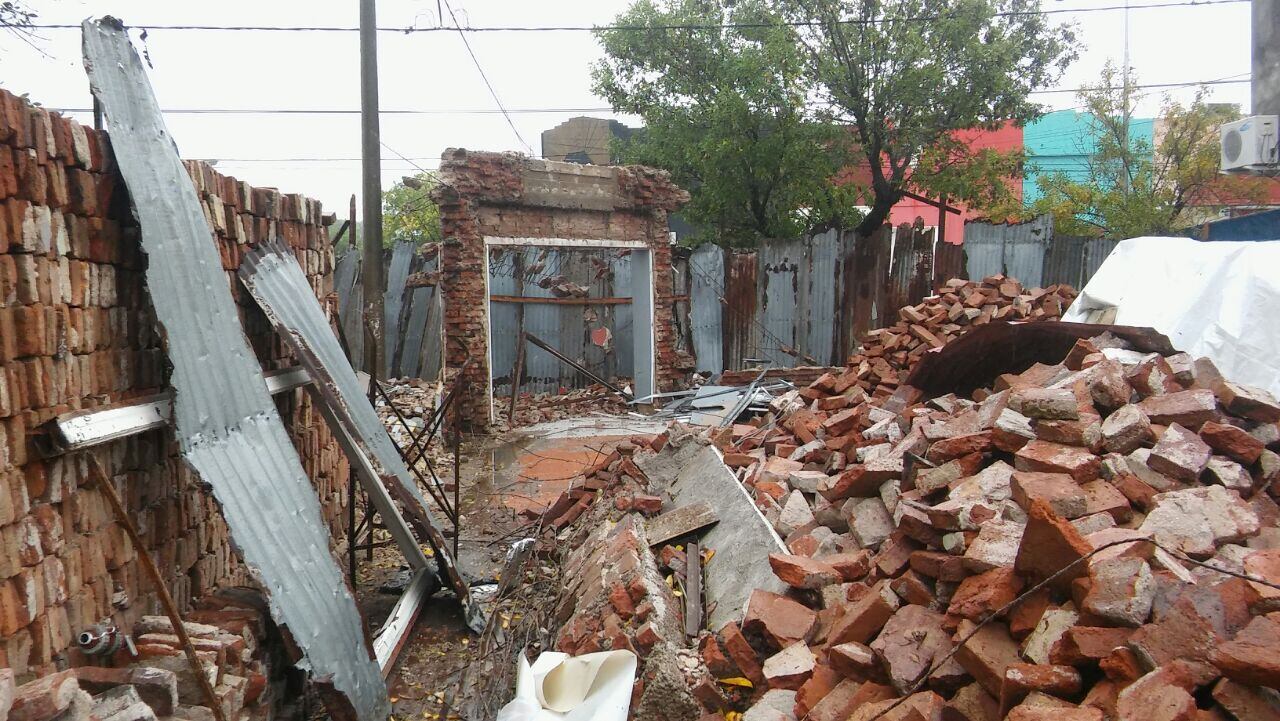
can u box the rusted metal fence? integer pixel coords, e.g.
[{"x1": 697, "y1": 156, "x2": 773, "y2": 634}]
[
  {"x1": 341, "y1": 216, "x2": 1113, "y2": 380},
  {"x1": 682, "y1": 214, "x2": 1114, "y2": 373},
  {"x1": 686, "y1": 223, "x2": 963, "y2": 372}
]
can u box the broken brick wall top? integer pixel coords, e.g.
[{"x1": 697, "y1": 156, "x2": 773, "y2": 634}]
[
  {"x1": 433, "y1": 149, "x2": 690, "y2": 428},
  {"x1": 0, "y1": 88, "x2": 350, "y2": 682}
]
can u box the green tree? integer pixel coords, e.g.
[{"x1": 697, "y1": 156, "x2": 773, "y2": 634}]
[
  {"x1": 783, "y1": 0, "x2": 1077, "y2": 237},
  {"x1": 382, "y1": 173, "x2": 441, "y2": 248},
  {"x1": 1030, "y1": 67, "x2": 1272, "y2": 237},
  {"x1": 593, "y1": 0, "x2": 858, "y2": 247}
]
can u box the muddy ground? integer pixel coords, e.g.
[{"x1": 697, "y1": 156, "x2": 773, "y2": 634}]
[{"x1": 350, "y1": 415, "x2": 668, "y2": 720}]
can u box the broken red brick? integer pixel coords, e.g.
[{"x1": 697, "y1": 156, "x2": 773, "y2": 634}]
[
  {"x1": 769, "y1": 553, "x2": 841, "y2": 590},
  {"x1": 742, "y1": 590, "x2": 817, "y2": 651}
]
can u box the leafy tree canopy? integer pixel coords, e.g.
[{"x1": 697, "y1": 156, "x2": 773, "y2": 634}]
[
  {"x1": 783, "y1": 0, "x2": 1077, "y2": 236},
  {"x1": 383, "y1": 173, "x2": 441, "y2": 248},
  {"x1": 1027, "y1": 65, "x2": 1272, "y2": 237},
  {"x1": 593, "y1": 0, "x2": 859, "y2": 247}
]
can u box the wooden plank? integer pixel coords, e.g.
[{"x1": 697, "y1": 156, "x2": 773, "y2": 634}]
[
  {"x1": 489, "y1": 294, "x2": 632, "y2": 305},
  {"x1": 685, "y1": 541, "x2": 702, "y2": 639},
  {"x1": 645, "y1": 501, "x2": 719, "y2": 547}
]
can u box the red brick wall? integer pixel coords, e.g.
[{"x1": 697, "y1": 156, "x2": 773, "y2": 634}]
[
  {"x1": 0, "y1": 90, "x2": 350, "y2": 682},
  {"x1": 433, "y1": 149, "x2": 689, "y2": 428}
]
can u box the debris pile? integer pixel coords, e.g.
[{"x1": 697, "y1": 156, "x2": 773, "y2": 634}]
[
  {"x1": 6, "y1": 593, "x2": 295, "y2": 721},
  {"x1": 495, "y1": 384, "x2": 631, "y2": 428},
  {"x1": 375, "y1": 378, "x2": 440, "y2": 448},
  {"x1": 700, "y1": 330, "x2": 1280, "y2": 720},
  {"x1": 837, "y1": 277, "x2": 1076, "y2": 400}
]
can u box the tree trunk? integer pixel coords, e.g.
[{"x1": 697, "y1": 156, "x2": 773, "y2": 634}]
[{"x1": 855, "y1": 186, "x2": 899, "y2": 239}]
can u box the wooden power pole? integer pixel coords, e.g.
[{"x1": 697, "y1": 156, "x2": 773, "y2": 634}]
[{"x1": 360, "y1": 0, "x2": 384, "y2": 378}]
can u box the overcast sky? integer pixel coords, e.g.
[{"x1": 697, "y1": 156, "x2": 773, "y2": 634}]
[{"x1": 1, "y1": 0, "x2": 1255, "y2": 213}]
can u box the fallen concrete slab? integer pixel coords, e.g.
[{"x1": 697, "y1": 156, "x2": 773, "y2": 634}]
[{"x1": 638, "y1": 436, "x2": 787, "y2": 629}]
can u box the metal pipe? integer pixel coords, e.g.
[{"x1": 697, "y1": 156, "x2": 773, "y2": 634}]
[
  {"x1": 523, "y1": 332, "x2": 632, "y2": 401},
  {"x1": 87, "y1": 456, "x2": 227, "y2": 721}
]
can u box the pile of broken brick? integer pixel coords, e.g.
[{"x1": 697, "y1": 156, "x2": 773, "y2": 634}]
[
  {"x1": 842, "y1": 277, "x2": 1076, "y2": 400},
  {"x1": 5, "y1": 594, "x2": 297, "y2": 721},
  {"x1": 700, "y1": 331, "x2": 1280, "y2": 720},
  {"x1": 496, "y1": 384, "x2": 631, "y2": 429}
]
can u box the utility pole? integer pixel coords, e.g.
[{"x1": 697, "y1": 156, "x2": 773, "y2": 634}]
[
  {"x1": 1255, "y1": 0, "x2": 1280, "y2": 115},
  {"x1": 360, "y1": 0, "x2": 384, "y2": 379},
  {"x1": 1120, "y1": 0, "x2": 1131, "y2": 194}
]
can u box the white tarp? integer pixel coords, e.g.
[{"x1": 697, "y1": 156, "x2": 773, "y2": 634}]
[
  {"x1": 496, "y1": 651, "x2": 637, "y2": 721},
  {"x1": 1063, "y1": 237, "x2": 1280, "y2": 397}
]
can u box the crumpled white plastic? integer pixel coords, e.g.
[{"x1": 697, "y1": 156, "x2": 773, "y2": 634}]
[
  {"x1": 495, "y1": 650, "x2": 638, "y2": 721},
  {"x1": 1063, "y1": 237, "x2": 1280, "y2": 397}
]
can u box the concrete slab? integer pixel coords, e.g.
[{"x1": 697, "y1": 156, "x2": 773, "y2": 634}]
[{"x1": 640, "y1": 437, "x2": 788, "y2": 629}]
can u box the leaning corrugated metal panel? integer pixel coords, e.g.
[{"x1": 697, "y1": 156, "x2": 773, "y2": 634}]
[
  {"x1": 82, "y1": 19, "x2": 388, "y2": 721},
  {"x1": 240, "y1": 240, "x2": 481, "y2": 632}
]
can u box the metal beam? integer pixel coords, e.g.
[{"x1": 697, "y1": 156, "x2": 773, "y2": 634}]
[
  {"x1": 523, "y1": 332, "x2": 633, "y2": 401},
  {"x1": 39, "y1": 368, "x2": 312, "y2": 456},
  {"x1": 372, "y1": 568, "x2": 436, "y2": 675}
]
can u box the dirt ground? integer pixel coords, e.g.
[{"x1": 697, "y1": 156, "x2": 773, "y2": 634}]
[{"x1": 350, "y1": 414, "x2": 669, "y2": 720}]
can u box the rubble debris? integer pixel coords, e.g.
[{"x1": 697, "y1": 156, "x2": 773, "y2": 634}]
[
  {"x1": 6, "y1": 595, "x2": 291, "y2": 721},
  {"x1": 493, "y1": 384, "x2": 630, "y2": 428},
  {"x1": 824, "y1": 277, "x2": 1076, "y2": 401}
]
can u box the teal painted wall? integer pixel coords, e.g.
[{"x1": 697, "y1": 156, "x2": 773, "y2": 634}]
[{"x1": 1023, "y1": 109, "x2": 1154, "y2": 204}]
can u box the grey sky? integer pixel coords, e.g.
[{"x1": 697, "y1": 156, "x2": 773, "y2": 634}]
[{"x1": 3, "y1": 0, "x2": 1254, "y2": 214}]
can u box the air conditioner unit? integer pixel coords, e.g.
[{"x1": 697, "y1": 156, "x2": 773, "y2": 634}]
[{"x1": 1220, "y1": 115, "x2": 1279, "y2": 173}]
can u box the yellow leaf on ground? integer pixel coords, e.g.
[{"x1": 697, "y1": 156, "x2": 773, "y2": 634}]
[{"x1": 717, "y1": 677, "x2": 754, "y2": 689}]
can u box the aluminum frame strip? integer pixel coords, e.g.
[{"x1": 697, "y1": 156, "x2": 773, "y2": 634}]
[
  {"x1": 238, "y1": 239, "x2": 482, "y2": 631},
  {"x1": 82, "y1": 20, "x2": 388, "y2": 721},
  {"x1": 40, "y1": 368, "x2": 312, "y2": 455}
]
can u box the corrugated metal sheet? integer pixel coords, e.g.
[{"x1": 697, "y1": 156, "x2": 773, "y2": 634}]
[
  {"x1": 488, "y1": 247, "x2": 633, "y2": 395},
  {"x1": 688, "y1": 243, "x2": 724, "y2": 374},
  {"x1": 758, "y1": 238, "x2": 801, "y2": 368},
  {"x1": 963, "y1": 215, "x2": 1052, "y2": 285},
  {"x1": 383, "y1": 241, "x2": 415, "y2": 376},
  {"x1": 1082, "y1": 237, "x2": 1118, "y2": 286},
  {"x1": 82, "y1": 21, "x2": 388, "y2": 721},
  {"x1": 397, "y1": 254, "x2": 438, "y2": 380},
  {"x1": 239, "y1": 240, "x2": 479, "y2": 631},
  {"x1": 1041, "y1": 233, "x2": 1086, "y2": 288},
  {"x1": 804, "y1": 230, "x2": 841, "y2": 365},
  {"x1": 335, "y1": 251, "x2": 364, "y2": 371},
  {"x1": 934, "y1": 240, "x2": 967, "y2": 288},
  {"x1": 722, "y1": 251, "x2": 759, "y2": 371}
]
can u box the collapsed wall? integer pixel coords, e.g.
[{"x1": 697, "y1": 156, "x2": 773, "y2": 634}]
[
  {"x1": 0, "y1": 89, "x2": 350, "y2": 681},
  {"x1": 432, "y1": 149, "x2": 690, "y2": 429}
]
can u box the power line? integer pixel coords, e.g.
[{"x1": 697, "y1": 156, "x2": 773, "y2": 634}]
[
  {"x1": 23, "y1": 0, "x2": 1250, "y2": 33},
  {"x1": 439, "y1": 0, "x2": 534, "y2": 154},
  {"x1": 50, "y1": 106, "x2": 616, "y2": 115},
  {"x1": 44, "y1": 78, "x2": 1249, "y2": 119}
]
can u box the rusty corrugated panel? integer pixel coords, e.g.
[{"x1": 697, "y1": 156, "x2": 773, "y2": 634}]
[
  {"x1": 885, "y1": 223, "x2": 916, "y2": 314},
  {"x1": 1041, "y1": 233, "x2": 1087, "y2": 288},
  {"x1": 850, "y1": 226, "x2": 890, "y2": 343},
  {"x1": 723, "y1": 251, "x2": 758, "y2": 371},
  {"x1": 906, "y1": 226, "x2": 934, "y2": 305},
  {"x1": 933, "y1": 241, "x2": 967, "y2": 288},
  {"x1": 82, "y1": 20, "x2": 388, "y2": 721},
  {"x1": 836, "y1": 230, "x2": 858, "y2": 362},
  {"x1": 239, "y1": 240, "x2": 480, "y2": 632}
]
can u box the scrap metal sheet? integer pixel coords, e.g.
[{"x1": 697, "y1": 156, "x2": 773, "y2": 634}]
[
  {"x1": 81, "y1": 19, "x2": 387, "y2": 721},
  {"x1": 239, "y1": 240, "x2": 481, "y2": 630}
]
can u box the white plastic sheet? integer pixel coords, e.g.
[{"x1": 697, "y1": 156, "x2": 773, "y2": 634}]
[
  {"x1": 496, "y1": 650, "x2": 637, "y2": 721},
  {"x1": 1063, "y1": 237, "x2": 1280, "y2": 397}
]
